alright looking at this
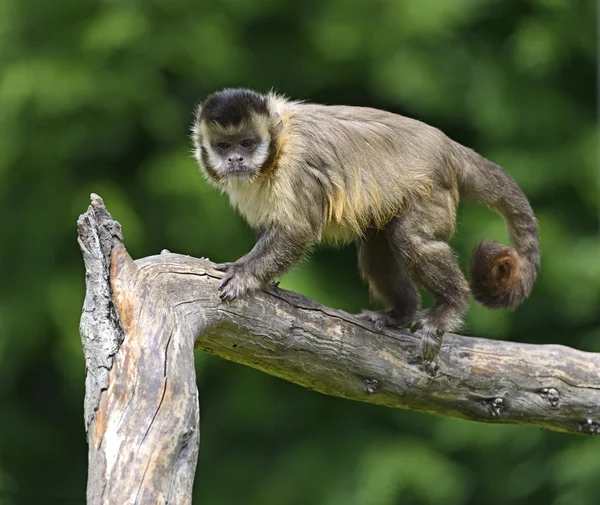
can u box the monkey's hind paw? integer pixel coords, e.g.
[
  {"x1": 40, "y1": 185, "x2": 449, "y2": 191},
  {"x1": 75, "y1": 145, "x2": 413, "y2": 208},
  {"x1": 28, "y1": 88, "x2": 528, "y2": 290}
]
[
  {"x1": 357, "y1": 310, "x2": 408, "y2": 332},
  {"x1": 418, "y1": 326, "x2": 445, "y2": 362},
  {"x1": 410, "y1": 312, "x2": 445, "y2": 362},
  {"x1": 217, "y1": 263, "x2": 261, "y2": 301}
]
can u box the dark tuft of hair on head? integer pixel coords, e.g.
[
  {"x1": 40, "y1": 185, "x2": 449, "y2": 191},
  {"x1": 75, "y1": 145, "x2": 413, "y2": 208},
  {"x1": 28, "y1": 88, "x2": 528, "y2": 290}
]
[{"x1": 199, "y1": 88, "x2": 268, "y2": 127}]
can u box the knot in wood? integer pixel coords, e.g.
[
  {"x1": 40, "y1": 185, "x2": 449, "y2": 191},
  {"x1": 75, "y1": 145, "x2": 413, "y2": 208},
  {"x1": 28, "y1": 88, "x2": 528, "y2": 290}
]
[
  {"x1": 482, "y1": 397, "x2": 505, "y2": 417},
  {"x1": 361, "y1": 378, "x2": 379, "y2": 394},
  {"x1": 541, "y1": 387, "x2": 560, "y2": 407},
  {"x1": 578, "y1": 419, "x2": 600, "y2": 435}
]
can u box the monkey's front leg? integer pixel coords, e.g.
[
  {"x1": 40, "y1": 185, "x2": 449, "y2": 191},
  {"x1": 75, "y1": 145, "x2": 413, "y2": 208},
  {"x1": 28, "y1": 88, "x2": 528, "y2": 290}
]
[{"x1": 215, "y1": 226, "x2": 311, "y2": 301}]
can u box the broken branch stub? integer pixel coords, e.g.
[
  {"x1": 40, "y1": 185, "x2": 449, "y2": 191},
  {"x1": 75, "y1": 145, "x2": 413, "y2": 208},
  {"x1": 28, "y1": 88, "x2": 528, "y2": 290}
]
[{"x1": 78, "y1": 194, "x2": 201, "y2": 505}]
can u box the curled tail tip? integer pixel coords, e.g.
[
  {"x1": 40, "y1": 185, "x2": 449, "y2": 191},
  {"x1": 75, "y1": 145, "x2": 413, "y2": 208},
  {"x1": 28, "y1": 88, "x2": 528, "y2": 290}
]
[{"x1": 468, "y1": 240, "x2": 534, "y2": 310}]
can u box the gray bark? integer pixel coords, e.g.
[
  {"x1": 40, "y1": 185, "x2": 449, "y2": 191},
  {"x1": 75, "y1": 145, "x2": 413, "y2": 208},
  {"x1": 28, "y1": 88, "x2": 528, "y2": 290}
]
[{"x1": 78, "y1": 194, "x2": 600, "y2": 502}]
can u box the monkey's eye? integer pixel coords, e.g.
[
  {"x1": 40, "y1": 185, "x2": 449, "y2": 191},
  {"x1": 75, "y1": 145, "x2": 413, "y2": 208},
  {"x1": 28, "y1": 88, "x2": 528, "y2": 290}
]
[
  {"x1": 216, "y1": 142, "x2": 231, "y2": 150},
  {"x1": 240, "y1": 139, "x2": 255, "y2": 148}
]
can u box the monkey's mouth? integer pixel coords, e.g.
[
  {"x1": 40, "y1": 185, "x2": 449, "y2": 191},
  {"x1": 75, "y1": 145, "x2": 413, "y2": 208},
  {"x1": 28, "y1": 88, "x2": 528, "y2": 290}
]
[{"x1": 223, "y1": 166, "x2": 256, "y2": 179}]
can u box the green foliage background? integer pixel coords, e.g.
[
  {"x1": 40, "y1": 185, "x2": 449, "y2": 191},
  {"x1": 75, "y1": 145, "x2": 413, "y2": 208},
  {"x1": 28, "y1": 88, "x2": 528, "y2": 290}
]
[{"x1": 0, "y1": 0, "x2": 598, "y2": 503}]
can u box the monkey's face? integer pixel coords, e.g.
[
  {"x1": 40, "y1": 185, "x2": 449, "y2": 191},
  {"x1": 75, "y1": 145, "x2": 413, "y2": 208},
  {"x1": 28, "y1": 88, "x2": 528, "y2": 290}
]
[
  {"x1": 193, "y1": 88, "x2": 279, "y2": 185},
  {"x1": 201, "y1": 126, "x2": 271, "y2": 181}
]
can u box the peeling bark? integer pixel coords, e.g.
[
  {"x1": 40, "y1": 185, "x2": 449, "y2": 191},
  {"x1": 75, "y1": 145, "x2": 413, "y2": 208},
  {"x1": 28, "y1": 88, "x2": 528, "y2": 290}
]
[{"x1": 78, "y1": 194, "x2": 600, "y2": 503}]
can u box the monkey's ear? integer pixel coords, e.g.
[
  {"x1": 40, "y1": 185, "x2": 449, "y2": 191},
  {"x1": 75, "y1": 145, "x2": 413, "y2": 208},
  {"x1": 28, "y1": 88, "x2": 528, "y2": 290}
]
[{"x1": 270, "y1": 112, "x2": 284, "y2": 136}]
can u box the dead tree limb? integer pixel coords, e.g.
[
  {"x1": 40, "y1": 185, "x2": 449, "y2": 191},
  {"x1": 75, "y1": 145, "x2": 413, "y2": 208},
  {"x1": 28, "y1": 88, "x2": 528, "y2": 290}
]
[{"x1": 78, "y1": 194, "x2": 600, "y2": 503}]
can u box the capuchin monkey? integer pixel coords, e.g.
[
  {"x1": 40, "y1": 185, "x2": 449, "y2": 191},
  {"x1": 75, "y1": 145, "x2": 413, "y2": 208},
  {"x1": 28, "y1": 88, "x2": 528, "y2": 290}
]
[{"x1": 191, "y1": 88, "x2": 540, "y2": 361}]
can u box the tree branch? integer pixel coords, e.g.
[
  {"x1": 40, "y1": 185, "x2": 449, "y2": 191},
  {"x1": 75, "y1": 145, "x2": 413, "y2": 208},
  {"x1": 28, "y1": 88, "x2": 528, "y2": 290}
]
[{"x1": 78, "y1": 194, "x2": 600, "y2": 501}]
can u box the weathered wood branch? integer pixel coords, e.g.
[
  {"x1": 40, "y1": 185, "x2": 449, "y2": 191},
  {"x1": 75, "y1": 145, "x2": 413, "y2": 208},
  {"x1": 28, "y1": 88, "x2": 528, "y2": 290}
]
[{"x1": 79, "y1": 195, "x2": 600, "y2": 503}]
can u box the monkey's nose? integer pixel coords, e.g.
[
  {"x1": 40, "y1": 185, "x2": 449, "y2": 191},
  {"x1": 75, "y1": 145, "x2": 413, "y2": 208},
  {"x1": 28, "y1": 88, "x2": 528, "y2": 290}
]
[{"x1": 228, "y1": 156, "x2": 244, "y2": 163}]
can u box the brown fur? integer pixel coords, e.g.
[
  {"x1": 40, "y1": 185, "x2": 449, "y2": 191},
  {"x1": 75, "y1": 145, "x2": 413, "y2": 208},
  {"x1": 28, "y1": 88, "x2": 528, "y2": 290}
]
[
  {"x1": 192, "y1": 88, "x2": 540, "y2": 361},
  {"x1": 469, "y1": 241, "x2": 526, "y2": 309}
]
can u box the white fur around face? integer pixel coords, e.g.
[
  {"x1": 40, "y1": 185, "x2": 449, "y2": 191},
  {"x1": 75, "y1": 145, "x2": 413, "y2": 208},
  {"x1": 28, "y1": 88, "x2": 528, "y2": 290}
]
[
  {"x1": 251, "y1": 140, "x2": 270, "y2": 167},
  {"x1": 202, "y1": 140, "x2": 227, "y2": 172}
]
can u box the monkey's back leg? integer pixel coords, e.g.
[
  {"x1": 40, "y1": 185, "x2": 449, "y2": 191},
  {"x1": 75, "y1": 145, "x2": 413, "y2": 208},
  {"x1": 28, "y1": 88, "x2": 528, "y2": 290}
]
[
  {"x1": 356, "y1": 228, "x2": 420, "y2": 331},
  {"x1": 387, "y1": 194, "x2": 470, "y2": 361}
]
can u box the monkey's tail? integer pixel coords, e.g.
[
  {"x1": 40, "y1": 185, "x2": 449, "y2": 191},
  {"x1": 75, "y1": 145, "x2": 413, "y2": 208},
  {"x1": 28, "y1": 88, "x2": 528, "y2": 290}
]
[{"x1": 454, "y1": 143, "x2": 540, "y2": 310}]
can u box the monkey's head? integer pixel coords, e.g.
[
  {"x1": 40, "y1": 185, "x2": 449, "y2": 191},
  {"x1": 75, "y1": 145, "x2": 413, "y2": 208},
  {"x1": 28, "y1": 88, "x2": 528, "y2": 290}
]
[{"x1": 192, "y1": 88, "x2": 282, "y2": 184}]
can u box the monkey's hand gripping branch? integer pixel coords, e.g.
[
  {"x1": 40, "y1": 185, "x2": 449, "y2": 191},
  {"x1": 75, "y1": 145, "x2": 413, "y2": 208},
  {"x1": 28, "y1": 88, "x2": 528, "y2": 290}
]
[{"x1": 78, "y1": 193, "x2": 600, "y2": 503}]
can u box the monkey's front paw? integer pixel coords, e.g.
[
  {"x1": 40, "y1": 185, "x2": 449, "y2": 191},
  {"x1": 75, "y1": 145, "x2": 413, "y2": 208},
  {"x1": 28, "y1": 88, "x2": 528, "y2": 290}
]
[
  {"x1": 214, "y1": 262, "x2": 234, "y2": 272},
  {"x1": 217, "y1": 263, "x2": 261, "y2": 301}
]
